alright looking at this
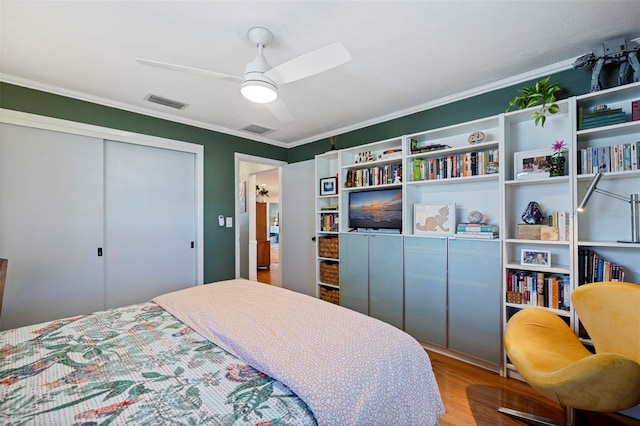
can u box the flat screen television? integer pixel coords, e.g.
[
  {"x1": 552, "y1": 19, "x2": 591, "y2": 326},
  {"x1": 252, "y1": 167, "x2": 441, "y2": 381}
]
[{"x1": 348, "y1": 187, "x2": 403, "y2": 231}]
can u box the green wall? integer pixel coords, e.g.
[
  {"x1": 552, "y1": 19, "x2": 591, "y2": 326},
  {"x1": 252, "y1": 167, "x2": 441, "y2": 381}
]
[
  {"x1": 0, "y1": 82, "x2": 287, "y2": 283},
  {"x1": 288, "y1": 67, "x2": 600, "y2": 162},
  {"x1": 0, "y1": 66, "x2": 616, "y2": 281}
]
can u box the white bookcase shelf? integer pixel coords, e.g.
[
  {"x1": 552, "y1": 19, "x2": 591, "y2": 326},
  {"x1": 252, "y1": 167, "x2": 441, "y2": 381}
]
[{"x1": 313, "y1": 82, "x2": 640, "y2": 377}]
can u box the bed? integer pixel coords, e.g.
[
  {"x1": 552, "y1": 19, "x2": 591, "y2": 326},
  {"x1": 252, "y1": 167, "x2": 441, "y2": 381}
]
[{"x1": 0, "y1": 279, "x2": 445, "y2": 425}]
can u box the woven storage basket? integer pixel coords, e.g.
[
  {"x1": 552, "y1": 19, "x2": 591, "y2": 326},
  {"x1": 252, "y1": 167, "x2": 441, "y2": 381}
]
[
  {"x1": 320, "y1": 286, "x2": 340, "y2": 304},
  {"x1": 319, "y1": 261, "x2": 340, "y2": 286},
  {"x1": 506, "y1": 291, "x2": 523, "y2": 304},
  {"x1": 318, "y1": 236, "x2": 339, "y2": 259}
]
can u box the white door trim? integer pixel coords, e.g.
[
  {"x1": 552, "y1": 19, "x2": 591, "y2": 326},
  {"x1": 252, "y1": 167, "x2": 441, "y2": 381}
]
[
  {"x1": 0, "y1": 108, "x2": 205, "y2": 285},
  {"x1": 234, "y1": 153, "x2": 286, "y2": 279}
]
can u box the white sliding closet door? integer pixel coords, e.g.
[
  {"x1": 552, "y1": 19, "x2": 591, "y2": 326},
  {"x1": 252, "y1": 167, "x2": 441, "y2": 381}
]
[
  {"x1": 103, "y1": 140, "x2": 196, "y2": 308},
  {"x1": 0, "y1": 124, "x2": 105, "y2": 330}
]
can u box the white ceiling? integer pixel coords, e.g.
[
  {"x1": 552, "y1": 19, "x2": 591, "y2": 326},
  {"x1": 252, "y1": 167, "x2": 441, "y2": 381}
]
[{"x1": 1, "y1": 1, "x2": 639, "y2": 148}]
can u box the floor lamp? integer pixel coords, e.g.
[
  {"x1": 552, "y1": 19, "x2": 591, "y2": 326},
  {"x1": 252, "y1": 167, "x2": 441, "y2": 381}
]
[{"x1": 576, "y1": 169, "x2": 640, "y2": 244}]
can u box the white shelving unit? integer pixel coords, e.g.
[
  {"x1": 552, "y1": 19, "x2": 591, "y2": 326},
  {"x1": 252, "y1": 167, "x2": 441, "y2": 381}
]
[
  {"x1": 312, "y1": 83, "x2": 640, "y2": 377},
  {"x1": 501, "y1": 99, "x2": 575, "y2": 377},
  {"x1": 314, "y1": 151, "x2": 340, "y2": 304},
  {"x1": 574, "y1": 81, "x2": 640, "y2": 347}
]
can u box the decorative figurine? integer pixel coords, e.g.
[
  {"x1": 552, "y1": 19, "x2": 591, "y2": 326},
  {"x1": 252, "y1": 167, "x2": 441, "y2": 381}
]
[
  {"x1": 468, "y1": 131, "x2": 485, "y2": 145},
  {"x1": 573, "y1": 36, "x2": 640, "y2": 92},
  {"x1": 521, "y1": 201, "x2": 546, "y2": 224},
  {"x1": 467, "y1": 210, "x2": 484, "y2": 224}
]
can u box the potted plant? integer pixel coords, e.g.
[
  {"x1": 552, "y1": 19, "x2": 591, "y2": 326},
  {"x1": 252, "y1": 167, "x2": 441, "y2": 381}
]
[
  {"x1": 256, "y1": 184, "x2": 270, "y2": 202},
  {"x1": 507, "y1": 76, "x2": 562, "y2": 126},
  {"x1": 549, "y1": 140, "x2": 567, "y2": 177}
]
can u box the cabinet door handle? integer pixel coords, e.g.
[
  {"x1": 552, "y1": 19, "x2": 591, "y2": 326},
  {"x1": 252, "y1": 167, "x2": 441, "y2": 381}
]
[
  {"x1": 312, "y1": 236, "x2": 316, "y2": 242},
  {"x1": 97, "y1": 248, "x2": 103, "y2": 256}
]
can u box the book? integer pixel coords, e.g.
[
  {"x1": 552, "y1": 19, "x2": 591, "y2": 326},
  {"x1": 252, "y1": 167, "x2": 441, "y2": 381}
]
[
  {"x1": 581, "y1": 115, "x2": 626, "y2": 129},
  {"x1": 456, "y1": 223, "x2": 498, "y2": 232},
  {"x1": 455, "y1": 231, "x2": 499, "y2": 239},
  {"x1": 623, "y1": 144, "x2": 631, "y2": 170},
  {"x1": 582, "y1": 107, "x2": 623, "y2": 119},
  {"x1": 631, "y1": 142, "x2": 638, "y2": 170},
  {"x1": 632, "y1": 100, "x2": 640, "y2": 121}
]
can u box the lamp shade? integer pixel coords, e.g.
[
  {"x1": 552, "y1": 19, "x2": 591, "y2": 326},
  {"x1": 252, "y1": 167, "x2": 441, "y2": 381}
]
[{"x1": 240, "y1": 79, "x2": 278, "y2": 104}]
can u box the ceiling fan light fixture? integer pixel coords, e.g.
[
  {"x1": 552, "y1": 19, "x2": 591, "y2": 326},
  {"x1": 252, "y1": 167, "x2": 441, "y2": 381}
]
[{"x1": 240, "y1": 79, "x2": 278, "y2": 104}]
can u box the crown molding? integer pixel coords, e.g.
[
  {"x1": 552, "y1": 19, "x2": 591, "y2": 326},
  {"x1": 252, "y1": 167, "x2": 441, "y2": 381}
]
[{"x1": 2, "y1": 56, "x2": 576, "y2": 150}]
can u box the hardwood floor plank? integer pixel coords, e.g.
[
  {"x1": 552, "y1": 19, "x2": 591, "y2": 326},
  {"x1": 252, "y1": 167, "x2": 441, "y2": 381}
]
[{"x1": 428, "y1": 350, "x2": 640, "y2": 425}]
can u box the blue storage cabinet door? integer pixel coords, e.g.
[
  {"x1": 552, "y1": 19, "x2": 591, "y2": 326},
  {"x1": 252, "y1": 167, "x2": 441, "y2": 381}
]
[
  {"x1": 369, "y1": 234, "x2": 404, "y2": 329},
  {"x1": 448, "y1": 238, "x2": 501, "y2": 365},
  {"x1": 339, "y1": 233, "x2": 369, "y2": 315},
  {"x1": 404, "y1": 236, "x2": 447, "y2": 346}
]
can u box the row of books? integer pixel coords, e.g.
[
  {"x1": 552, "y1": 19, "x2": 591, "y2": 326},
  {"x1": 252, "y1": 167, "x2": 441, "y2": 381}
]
[
  {"x1": 506, "y1": 270, "x2": 571, "y2": 311},
  {"x1": 455, "y1": 223, "x2": 499, "y2": 239},
  {"x1": 319, "y1": 213, "x2": 339, "y2": 232},
  {"x1": 344, "y1": 162, "x2": 402, "y2": 188},
  {"x1": 577, "y1": 249, "x2": 626, "y2": 284},
  {"x1": 410, "y1": 149, "x2": 499, "y2": 181},
  {"x1": 577, "y1": 141, "x2": 639, "y2": 174},
  {"x1": 547, "y1": 211, "x2": 570, "y2": 241},
  {"x1": 577, "y1": 107, "x2": 626, "y2": 130}
]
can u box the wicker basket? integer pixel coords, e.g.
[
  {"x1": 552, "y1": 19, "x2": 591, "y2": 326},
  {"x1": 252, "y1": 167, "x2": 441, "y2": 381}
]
[
  {"x1": 319, "y1": 261, "x2": 340, "y2": 286},
  {"x1": 320, "y1": 286, "x2": 340, "y2": 304},
  {"x1": 506, "y1": 291, "x2": 523, "y2": 304},
  {"x1": 318, "y1": 236, "x2": 339, "y2": 259}
]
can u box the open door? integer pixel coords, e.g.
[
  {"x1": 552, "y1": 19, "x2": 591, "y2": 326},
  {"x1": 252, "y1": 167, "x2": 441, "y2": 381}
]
[{"x1": 280, "y1": 159, "x2": 316, "y2": 296}]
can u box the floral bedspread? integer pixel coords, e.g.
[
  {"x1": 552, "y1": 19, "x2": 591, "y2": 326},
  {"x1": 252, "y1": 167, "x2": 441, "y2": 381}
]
[{"x1": 0, "y1": 302, "x2": 316, "y2": 426}]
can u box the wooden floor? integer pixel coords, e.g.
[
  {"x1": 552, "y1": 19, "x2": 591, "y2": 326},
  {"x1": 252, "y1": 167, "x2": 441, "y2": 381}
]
[
  {"x1": 428, "y1": 350, "x2": 640, "y2": 425},
  {"x1": 257, "y1": 262, "x2": 280, "y2": 286},
  {"x1": 257, "y1": 243, "x2": 280, "y2": 286}
]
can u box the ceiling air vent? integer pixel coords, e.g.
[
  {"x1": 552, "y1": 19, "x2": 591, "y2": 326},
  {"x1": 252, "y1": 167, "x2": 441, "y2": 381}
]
[
  {"x1": 144, "y1": 94, "x2": 188, "y2": 110},
  {"x1": 240, "y1": 124, "x2": 274, "y2": 135}
]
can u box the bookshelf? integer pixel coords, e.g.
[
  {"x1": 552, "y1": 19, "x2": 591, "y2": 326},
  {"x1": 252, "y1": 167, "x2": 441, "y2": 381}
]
[
  {"x1": 313, "y1": 82, "x2": 639, "y2": 377},
  {"x1": 574, "y1": 81, "x2": 640, "y2": 347},
  {"x1": 315, "y1": 151, "x2": 340, "y2": 304},
  {"x1": 501, "y1": 98, "x2": 575, "y2": 377}
]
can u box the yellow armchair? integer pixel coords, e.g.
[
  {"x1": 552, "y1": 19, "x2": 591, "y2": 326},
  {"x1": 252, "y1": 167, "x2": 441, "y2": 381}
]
[{"x1": 500, "y1": 282, "x2": 640, "y2": 425}]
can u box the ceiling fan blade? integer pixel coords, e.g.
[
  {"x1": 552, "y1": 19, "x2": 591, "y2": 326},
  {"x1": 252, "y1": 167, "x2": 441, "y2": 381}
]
[
  {"x1": 264, "y1": 42, "x2": 351, "y2": 85},
  {"x1": 136, "y1": 58, "x2": 242, "y2": 83},
  {"x1": 266, "y1": 98, "x2": 294, "y2": 122}
]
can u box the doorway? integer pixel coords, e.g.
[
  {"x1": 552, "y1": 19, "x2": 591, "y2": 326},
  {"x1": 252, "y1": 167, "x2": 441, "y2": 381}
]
[{"x1": 235, "y1": 154, "x2": 285, "y2": 286}]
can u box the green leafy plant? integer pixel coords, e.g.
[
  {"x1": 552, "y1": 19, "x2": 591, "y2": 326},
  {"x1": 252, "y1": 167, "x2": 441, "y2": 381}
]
[
  {"x1": 255, "y1": 185, "x2": 270, "y2": 198},
  {"x1": 507, "y1": 76, "x2": 562, "y2": 127}
]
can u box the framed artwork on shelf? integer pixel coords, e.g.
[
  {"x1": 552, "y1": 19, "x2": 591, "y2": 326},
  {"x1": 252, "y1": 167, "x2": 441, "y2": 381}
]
[
  {"x1": 320, "y1": 176, "x2": 338, "y2": 196},
  {"x1": 514, "y1": 149, "x2": 553, "y2": 180},
  {"x1": 414, "y1": 203, "x2": 456, "y2": 236},
  {"x1": 520, "y1": 249, "x2": 551, "y2": 267}
]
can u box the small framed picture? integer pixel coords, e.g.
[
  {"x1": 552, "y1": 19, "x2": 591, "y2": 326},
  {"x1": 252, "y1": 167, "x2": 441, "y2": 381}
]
[
  {"x1": 414, "y1": 203, "x2": 456, "y2": 236},
  {"x1": 514, "y1": 149, "x2": 553, "y2": 180},
  {"x1": 520, "y1": 249, "x2": 551, "y2": 267},
  {"x1": 320, "y1": 176, "x2": 337, "y2": 196}
]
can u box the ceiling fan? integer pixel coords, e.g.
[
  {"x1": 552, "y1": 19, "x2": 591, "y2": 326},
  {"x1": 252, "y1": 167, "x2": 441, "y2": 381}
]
[{"x1": 136, "y1": 27, "x2": 352, "y2": 122}]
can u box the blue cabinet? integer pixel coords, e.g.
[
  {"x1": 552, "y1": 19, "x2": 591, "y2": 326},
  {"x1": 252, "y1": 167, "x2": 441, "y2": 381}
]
[
  {"x1": 339, "y1": 233, "x2": 368, "y2": 315},
  {"x1": 404, "y1": 236, "x2": 501, "y2": 367},
  {"x1": 340, "y1": 233, "x2": 403, "y2": 329},
  {"x1": 404, "y1": 236, "x2": 447, "y2": 346},
  {"x1": 448, "y1": 238, "x2": 501, "y2": 365}
]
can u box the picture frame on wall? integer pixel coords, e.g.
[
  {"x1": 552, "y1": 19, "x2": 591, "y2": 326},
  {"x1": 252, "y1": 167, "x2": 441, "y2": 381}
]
[
  {"x1": 320, "y1": 176, "x2": 337, "y2": 196},
  {"x1": 238, "y1": 180, "x2": 246, "y2": 213},
  {"x1": 414, "y1": 203, "x2": 456, "y2": 236},
  {"x1": 520, "y1": 249, "x2": 551, "y2": 267},
  {"x1": 514, "y1": 149, "x2": 553, "y2": 180}
]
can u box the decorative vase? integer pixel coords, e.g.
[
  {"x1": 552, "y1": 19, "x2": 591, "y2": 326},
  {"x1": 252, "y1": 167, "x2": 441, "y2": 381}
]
[{"x1": 549, "y1": 155, "x2": 566, "y2": 177}]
